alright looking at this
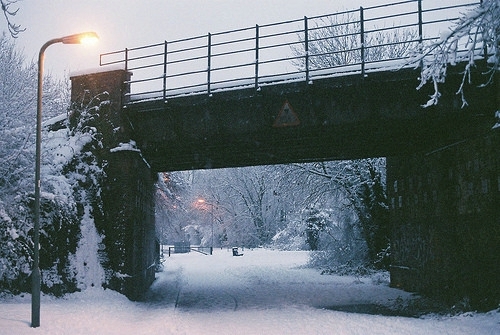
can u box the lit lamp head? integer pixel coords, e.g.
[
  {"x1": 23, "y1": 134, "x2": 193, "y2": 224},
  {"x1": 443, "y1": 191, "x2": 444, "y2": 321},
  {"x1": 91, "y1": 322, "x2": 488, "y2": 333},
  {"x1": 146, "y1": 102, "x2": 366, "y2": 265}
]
[{"x1": 61, "y1": 31, "x2": 99, "y2": 45}]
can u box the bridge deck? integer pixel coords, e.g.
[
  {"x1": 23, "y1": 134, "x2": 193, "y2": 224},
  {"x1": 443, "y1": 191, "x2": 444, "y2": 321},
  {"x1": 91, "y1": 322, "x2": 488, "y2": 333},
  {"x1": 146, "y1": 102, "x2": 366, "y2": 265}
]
[{"x1": 123, "y1": 64, "x2": 496, "y2": 172}]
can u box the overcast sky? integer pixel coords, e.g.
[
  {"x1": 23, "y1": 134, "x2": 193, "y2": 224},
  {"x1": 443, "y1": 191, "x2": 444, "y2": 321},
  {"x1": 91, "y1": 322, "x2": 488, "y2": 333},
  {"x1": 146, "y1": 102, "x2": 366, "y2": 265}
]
[
  {"x1": 11, "y1": 0, "x2": 384, "y2": 78},
  {"x1": 7, "y1": 0, "x2": 473, "y2": 80}
]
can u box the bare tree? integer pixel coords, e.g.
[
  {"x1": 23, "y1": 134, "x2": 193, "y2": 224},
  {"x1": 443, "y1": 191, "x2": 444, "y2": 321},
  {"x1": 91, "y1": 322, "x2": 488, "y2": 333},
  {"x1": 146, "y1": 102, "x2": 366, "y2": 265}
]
[
  {"x1": 415, "y1": 0, "x2": 499, "y2": 108},
  {"x1": 155, "y1": 172, "x2": 190, "y2": 245},
  {"x1": 209, "y1": 166, "x2": 284, "y2": 247},
  {"x1": 293, "y1": 11, "x2": 418, "y2": 70},
  {"x1": 1, "y1": 0, "x2": 24, "y2": 38},
  {"x1": 176, "y1": 165, "x2": 301, "y2": 249}
]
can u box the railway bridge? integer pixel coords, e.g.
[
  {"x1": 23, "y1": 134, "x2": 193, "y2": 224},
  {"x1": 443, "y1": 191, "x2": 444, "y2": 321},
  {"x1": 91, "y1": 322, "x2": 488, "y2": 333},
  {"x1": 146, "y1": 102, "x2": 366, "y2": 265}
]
[{"x1": 70, "y1": 0, "x2": 499, "y2": 305}]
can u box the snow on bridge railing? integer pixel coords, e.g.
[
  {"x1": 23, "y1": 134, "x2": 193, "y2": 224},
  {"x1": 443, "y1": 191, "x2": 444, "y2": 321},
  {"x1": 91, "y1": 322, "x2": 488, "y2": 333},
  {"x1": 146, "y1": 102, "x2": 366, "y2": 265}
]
[{"x1": 99, "y1": 0, "x2": 483, "y2": 104}]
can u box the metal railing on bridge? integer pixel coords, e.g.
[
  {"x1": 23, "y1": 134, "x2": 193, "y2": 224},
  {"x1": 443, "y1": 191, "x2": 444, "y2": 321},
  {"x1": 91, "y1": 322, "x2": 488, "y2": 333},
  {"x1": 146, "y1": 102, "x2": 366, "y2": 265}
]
[{"x1": 99, "y1": 0, "x2": 484, "y2": 103}]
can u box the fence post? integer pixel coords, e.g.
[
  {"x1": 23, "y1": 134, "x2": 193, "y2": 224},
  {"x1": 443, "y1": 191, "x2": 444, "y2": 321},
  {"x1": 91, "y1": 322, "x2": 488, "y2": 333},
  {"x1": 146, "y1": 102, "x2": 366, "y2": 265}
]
[
  {"x1": 480, "y1": 0, "x2": 487, "y2": 60},
  {"x1": 255, "y1": 24, "x2": 259, "y2": 90},
  {"x1": 124, "y1": 48, "x2": 129, "y2": 73},
  {"x1": 207, "y1": 33, "x2": 212, "y2": 96},
  {"x1": 360, "y1": 7, "x2": 365, "y2": 77},
  {"x1": 304, "y1": 16, "x2": 309, "y2": 84},
  {"x1": 417, "y1": 0, "x2": 423, "y2": 43},
  {"x1": 163, "y1": 40, "x2": 168, "y2": 101},
  {"x1": 417, "y1": 0, "x2": 424, "y2": 69}
]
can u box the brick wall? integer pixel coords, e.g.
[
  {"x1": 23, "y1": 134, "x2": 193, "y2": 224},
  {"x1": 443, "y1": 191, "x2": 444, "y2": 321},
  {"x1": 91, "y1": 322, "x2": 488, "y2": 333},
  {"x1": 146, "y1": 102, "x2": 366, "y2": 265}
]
[
  {"x1": 71, "y1": 70, "x2": 158, "y2": 300},
  {"x1": 388, "y1": 130, "x2": 500, "y2": 308}
]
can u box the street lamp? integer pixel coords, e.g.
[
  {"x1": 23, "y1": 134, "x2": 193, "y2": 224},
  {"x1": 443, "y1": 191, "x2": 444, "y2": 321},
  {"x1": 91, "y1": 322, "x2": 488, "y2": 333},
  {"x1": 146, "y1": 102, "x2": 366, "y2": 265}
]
[{"x1": 32, "y1": 31, "x2": 98, "y2": 328}]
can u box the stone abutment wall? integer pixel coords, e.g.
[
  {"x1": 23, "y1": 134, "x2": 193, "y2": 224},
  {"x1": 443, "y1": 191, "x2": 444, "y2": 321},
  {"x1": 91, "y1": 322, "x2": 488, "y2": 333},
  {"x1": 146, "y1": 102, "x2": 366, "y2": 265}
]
[
  {"x1": 70, "y1": 70, "x2": 158, "y2": 300},
  {"x1": 388, "y1": 130, "x2": 500, "y2": 309}
]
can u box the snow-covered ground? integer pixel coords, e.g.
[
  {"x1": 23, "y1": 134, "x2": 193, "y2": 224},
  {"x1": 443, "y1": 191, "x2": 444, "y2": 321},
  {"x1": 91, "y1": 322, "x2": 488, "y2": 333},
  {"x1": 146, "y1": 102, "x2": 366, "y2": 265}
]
[{"x1": 1, "y1": 249, "x2": 498, "y2": 334}]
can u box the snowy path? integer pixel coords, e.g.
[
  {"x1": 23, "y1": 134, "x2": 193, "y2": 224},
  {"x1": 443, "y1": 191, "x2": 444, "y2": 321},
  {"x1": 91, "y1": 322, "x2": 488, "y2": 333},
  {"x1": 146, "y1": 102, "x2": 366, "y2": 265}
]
[
  {"x1": 148, "y1": 249, "x2": 407, "y2": 312},
  {"x1": 1, "y1": 249, "x2": 499, "y2": 334}
]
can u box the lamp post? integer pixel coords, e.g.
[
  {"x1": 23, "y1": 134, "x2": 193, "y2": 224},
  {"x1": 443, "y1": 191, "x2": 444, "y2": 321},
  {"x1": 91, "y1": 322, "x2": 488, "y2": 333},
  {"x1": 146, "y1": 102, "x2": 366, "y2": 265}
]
[
  {"x1": 32, "y1": 32, "x2": 98, "y2": 328},
  {"x1": 196, "y1": 198, "x2": 215, "y2": 253}
]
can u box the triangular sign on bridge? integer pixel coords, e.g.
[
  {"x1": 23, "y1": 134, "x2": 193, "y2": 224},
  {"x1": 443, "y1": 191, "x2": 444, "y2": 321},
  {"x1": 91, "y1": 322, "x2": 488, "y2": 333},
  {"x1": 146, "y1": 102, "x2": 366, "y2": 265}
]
[{"x1": 273, "y1": 100, "x2": 300, "y2": 127}]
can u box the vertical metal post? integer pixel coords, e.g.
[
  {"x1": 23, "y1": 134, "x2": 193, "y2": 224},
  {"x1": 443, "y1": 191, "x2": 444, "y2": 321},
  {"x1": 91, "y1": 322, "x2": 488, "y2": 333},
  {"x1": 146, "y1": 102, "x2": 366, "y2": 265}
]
[
  {"x1": 360, "y1": 7, "x2": 365, "y2": 77},
  {"x1": 304, "y1": 16, "x2": 309, "y2": 84},
  {"x1": 32, "y1": 43, "x2": 45, "y2": 330},
  {"x1": 163, "y1": 41, "x2": 168, "y2": 101},
  {"x1": 480, "y1": 0, "x2": 487, "y2": 60},
  {"x1": 255, "y1": 24, "x2": 259, "y2": 90},
  {"x1": 417, "y1": 0, "x2": 423, "y2": 68},
  {"x1": 207, "y1": 33, "x2": 212, "y2": 96},
  {"x1": 417, "y1": 0, "x2": 423, "y2": 43},
  {"x1": 124, "y1": 48, "x2": 129, "y2": 72},
  {"x1": 210, "y1": 203, "x2": 214, "y2": 250},
  {"x1": 31, "y1": 32, "x2": 98, "y2": 329}
]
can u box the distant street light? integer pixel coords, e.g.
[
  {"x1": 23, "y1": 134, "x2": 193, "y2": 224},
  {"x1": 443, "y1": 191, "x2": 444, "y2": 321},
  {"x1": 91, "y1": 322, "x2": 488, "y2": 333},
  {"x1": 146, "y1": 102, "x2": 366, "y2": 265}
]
[{"x1": 32, "y1": 32, "x2": 98, "y2": 329}]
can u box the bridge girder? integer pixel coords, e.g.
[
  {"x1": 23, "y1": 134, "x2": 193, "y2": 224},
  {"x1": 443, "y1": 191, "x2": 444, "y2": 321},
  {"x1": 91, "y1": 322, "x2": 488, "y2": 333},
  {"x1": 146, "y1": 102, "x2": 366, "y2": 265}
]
[{"x1": 125, "y1": 64, "x2": 496, "y2": 172}]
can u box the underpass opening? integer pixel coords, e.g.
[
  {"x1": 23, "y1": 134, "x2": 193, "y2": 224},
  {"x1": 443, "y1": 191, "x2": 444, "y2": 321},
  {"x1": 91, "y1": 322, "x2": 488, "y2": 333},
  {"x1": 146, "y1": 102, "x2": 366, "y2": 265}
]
[
  {"x1": 156, "y1": 160, "x2": 387, "y2": 265},
  {"x1": 153, "y1": 159, "x2": 397, "y2": 314}
]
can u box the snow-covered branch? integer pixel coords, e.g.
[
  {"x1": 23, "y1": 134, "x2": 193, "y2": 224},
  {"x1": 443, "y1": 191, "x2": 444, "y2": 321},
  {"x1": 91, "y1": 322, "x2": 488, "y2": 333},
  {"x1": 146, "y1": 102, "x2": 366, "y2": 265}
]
[{"x1": 416, "y1": 0, "x2": 499, "y2": 107}]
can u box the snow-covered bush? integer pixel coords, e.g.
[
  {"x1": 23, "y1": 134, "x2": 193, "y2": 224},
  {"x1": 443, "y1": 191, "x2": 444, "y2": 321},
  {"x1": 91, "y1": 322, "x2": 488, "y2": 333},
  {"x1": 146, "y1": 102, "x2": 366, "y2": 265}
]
[
  {"x1": 0, "y1": 44, "x2": 109, "y2": 296},
  {"x1": 272, "y1": 215, "x2": 308, "y2": 251},
  {"x1": 0, "y1": 200, "x2": 32, "y2": 293},
  {"x1": 286, "y1": 159, "x2": 389, "y2": 270},
  {"x1": 35, "y1": 196, "x2": 80, "y2": 296},
  {"x1": 306, "y1": 207, "x2": 369, "y2": 272},
  {"x1": 0, "y1": 112, "x2": 105, "y2": 296},
  {"x1": 0, "y1": 34, "x2": 79, "y2": 295},
  {"x1": 304, "y1": 207, "x2": 329, "y2": 251},
  {"x1": 22, "y1": 95, "x2": 107, "y2": 296}
]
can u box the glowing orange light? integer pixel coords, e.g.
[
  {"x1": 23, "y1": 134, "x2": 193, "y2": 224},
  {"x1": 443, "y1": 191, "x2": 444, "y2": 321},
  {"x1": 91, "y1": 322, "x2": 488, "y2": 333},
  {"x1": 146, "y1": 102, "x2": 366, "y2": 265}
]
[
  {"x1": 61, "y1": 31, "x2": 99, "y2": 45},
  {"x1": 79, "y1": 32, "x2": 99, "y2": 45}
]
